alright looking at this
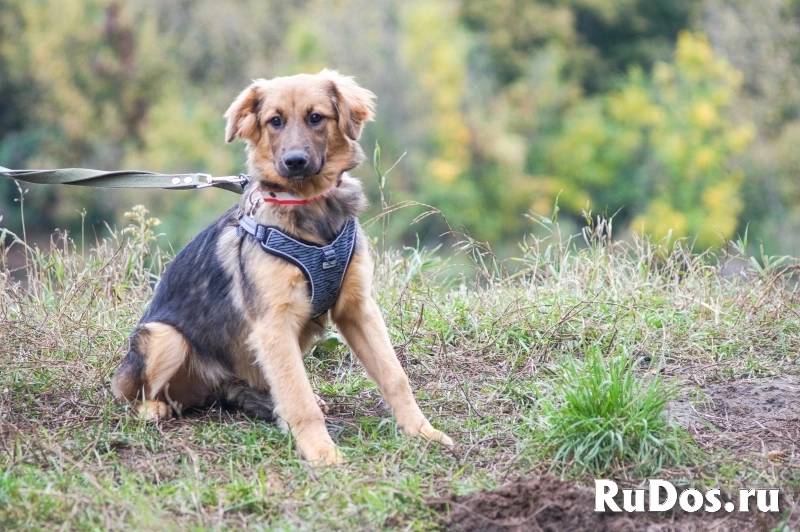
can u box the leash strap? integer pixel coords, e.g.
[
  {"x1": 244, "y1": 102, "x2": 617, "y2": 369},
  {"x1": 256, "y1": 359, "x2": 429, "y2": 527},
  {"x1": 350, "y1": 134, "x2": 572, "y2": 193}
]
[{"x1": 0, "y1": 166, "x2": 247, "y2": 194}]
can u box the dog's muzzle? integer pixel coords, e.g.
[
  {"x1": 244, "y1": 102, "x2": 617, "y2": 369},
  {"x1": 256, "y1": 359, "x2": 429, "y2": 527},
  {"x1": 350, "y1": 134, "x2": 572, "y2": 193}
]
[{"x1": 277, "y1": 154, "x2": 326, "y2": 180}]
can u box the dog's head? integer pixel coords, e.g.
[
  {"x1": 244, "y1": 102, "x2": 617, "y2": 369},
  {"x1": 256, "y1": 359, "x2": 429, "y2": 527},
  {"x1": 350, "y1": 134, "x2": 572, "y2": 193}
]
[{"x1": 224, "y1": 70, "x2": 375, "y2": 192}]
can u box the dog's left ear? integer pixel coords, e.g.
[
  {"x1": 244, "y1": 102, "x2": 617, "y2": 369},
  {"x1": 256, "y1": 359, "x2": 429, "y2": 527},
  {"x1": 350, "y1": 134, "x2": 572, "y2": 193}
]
[
  {"x1": 224, "y1": 82, "x2": 262, "y2": 143},
  {"x1": 322, "y1": 70, "x2": 376, "y2": 141}
]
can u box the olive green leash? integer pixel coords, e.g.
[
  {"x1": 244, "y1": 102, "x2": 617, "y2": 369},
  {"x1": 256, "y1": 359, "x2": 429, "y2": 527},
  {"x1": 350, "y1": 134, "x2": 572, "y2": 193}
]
[{"x1": 0, "y1": 166, "x2": 248, "y2": 194}]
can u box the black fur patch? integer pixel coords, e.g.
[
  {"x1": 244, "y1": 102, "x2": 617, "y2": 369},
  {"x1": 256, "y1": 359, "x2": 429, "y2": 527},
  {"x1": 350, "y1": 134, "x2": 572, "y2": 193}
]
[
  {"x1": 141, "y1": 207, "x2": 244, "y2": 369},
  {"x1": 113, "y1": 325, "x2": 149, "y2": 400},
  {"x1": 214, "y1": 378, "x2": 275, "y2": 421}
]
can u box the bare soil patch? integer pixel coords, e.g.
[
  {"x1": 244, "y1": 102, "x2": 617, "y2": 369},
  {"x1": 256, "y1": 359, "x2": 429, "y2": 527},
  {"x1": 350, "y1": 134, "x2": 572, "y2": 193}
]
[
  {"x1": 671, "y1": 375, "x2": 800, "y2": 457},
  {"x1": 429, "y1": 474, "x2": 794, "y2": 531}
]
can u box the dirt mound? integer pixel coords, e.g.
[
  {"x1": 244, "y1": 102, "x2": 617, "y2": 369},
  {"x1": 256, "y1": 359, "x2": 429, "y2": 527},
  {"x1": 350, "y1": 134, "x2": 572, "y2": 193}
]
[
  {"x1": 428, "y1": 475, "x2": 665, "y2": 532},
  {"x1": 429, "y1": 475, "x2": 796, "y2": 532}
]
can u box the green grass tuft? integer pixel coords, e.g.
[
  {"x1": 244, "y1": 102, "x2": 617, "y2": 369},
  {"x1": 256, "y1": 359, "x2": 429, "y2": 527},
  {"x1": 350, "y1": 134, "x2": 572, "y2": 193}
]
[{"x1": 535, "y1": 348, "x2": 696, "y2": 475}]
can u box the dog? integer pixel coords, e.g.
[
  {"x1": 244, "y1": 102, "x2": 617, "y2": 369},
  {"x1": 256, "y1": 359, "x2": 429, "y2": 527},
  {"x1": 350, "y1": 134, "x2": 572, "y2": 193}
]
[{"x1": 111, "y1": 70, "x2": 453, "y2": 465}]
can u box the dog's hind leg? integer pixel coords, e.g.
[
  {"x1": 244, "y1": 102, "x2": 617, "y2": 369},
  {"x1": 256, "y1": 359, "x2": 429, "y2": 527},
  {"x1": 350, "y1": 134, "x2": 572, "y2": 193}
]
[{"x1": 111, "y1": 322, "x2": 194, "y2": 421}]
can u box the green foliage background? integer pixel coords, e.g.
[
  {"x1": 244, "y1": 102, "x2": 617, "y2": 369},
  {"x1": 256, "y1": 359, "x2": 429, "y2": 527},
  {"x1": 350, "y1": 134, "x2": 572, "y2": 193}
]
[{"x1": 2, "y1": 0, "x2": 800, "y2": 254}]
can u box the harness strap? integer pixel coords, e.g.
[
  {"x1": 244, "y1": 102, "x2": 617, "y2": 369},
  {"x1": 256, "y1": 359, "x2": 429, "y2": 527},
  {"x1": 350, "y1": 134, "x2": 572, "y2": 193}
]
[
  {"x1": 237, "y1": 213, "x2": 268, "y2": 242},
  {"x1": 236, "y1": 213, "x2": 358, "y2": 318}
]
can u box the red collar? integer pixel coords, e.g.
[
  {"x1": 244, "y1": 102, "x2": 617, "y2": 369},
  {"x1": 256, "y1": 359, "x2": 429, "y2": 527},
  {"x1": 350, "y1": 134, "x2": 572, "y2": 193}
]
[{"x1": 261, "y1": 177, "x2": 343, "y2": 205}]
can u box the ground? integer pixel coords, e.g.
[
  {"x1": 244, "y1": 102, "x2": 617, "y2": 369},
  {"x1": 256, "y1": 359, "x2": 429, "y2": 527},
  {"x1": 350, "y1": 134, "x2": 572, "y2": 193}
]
[
  {"x1": 1, "y1": 214, "x2": 798, "y2": 530},
  {"x1": 430, "y1": 375, "x2": 800, "y2": 531}
]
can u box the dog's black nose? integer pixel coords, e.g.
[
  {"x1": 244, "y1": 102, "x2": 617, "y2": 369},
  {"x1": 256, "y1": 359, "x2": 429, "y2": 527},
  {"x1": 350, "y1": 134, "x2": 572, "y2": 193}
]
[{"x1": 284, "y1": 151, "x2": 308, "y2": 173}]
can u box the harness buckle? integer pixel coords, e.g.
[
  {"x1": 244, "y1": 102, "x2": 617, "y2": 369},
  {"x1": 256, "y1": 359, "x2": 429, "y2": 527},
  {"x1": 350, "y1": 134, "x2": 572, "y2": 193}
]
[
  {"x1": 322, "y1": 247, "x2": 337, "y2": 270},
  {"x1": 255, "y1": 225, "x2": 267, "y2": 241}
]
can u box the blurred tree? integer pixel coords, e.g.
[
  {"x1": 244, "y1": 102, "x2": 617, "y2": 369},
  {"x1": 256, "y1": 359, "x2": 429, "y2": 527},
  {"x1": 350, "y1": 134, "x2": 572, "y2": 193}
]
[
  {"x1": 571, "y1": 0, "x2": 700, "y2": 93},
  {"x1": 456, "y1": 0, "x2": 712, "y2": 247},
  {"x1": 401, "y1": 0, "x2": 551, "y2": 245},
  {"x1": 546, "y1": 32, "x2": 754, "y2": 246},
  {"x1": 1, "y1": 0, "x2": 799, "y2": 256},
  {"x1": 461, "y1": 0, "x2": 700, "y2": 92},
  {"x1": 0, "y1": 0, "x2": 172, "y2": 237},
  {"x1": 700, "y1": 0, "x2": 800, "y2": 254},
  {"x1": 0, "y1": 1, "x2": 297, "y2": 245},
  {"x1": 0, "y1": 1, "x2": 171, "y2": 168},
  {"x1": 461, "y1": 0, "x2": 574, "y2": 85}
]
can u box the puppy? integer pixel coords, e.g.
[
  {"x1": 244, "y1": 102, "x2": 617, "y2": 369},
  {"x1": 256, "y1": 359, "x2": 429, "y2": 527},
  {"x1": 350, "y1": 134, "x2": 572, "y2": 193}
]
[{"x1": 111, "y1": 70, "x2": 453, "y2": 465}]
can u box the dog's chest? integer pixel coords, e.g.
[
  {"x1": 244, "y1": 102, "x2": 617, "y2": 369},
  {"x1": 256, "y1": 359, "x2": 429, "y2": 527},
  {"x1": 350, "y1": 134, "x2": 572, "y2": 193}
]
[{"x1": 237, "y1": 216, "x2": 358, "y2": 318}]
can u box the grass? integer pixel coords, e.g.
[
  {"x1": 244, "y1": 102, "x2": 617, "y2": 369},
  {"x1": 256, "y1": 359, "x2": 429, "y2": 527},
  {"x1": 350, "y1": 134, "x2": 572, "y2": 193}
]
[
  {"x1": 1, "y1": 204, "x2": 799, "y2": 529},
  {"x1": 534, "y1": 347, "x2": 693, "y2": 476}
]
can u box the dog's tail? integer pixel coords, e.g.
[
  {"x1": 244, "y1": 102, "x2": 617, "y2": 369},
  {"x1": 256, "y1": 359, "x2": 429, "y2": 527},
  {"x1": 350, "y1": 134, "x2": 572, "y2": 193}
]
[{"x1": 213, "y1": 378, "x2": 275, "y2": 421}]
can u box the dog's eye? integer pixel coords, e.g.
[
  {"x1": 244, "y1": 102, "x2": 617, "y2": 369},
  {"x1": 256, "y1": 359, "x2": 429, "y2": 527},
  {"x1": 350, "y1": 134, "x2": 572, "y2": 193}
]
[
  {"x1": 269, "y1": 116, "x2": 283, "y2": 128},
  {"x1": 309, "y1": 113, "x2": 324, "y2": 125}
]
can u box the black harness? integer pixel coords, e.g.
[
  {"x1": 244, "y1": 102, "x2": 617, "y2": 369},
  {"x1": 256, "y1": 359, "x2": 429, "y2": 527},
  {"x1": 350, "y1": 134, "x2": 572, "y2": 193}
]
[{"x1": 236, "y1": 213, "x2": 358, "y2": 318}]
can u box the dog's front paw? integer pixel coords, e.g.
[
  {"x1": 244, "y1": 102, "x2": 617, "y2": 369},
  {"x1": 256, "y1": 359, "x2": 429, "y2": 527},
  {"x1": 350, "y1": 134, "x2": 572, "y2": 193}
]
[
  {"x1": 401, "y1": 418, "x2": 454, "y2": 447},
  {"x1": 302, "y1": 444, "x2": 346, "y2": 466},
  {"x1": 419, "y1": 426, "x2": 454, "y2": 447}
]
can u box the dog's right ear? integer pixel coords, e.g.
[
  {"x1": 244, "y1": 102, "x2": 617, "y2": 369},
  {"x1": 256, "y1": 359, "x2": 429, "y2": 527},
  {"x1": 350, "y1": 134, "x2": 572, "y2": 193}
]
[{"x1": 224, "y1": 83, "x2": 262, "y2": 143}]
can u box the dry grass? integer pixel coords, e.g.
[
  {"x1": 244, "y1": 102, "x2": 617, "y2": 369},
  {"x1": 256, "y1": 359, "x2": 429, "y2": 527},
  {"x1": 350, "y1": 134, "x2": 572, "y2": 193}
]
[{"x1": 1, "y1": 206, "x2": 799, "y2": 530}]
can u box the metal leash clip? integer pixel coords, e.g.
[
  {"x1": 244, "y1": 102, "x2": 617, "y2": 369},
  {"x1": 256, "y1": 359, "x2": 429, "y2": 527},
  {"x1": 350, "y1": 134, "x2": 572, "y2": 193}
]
[{"x1": 196, "y1": 173, "x2": 250, "y2": 189}]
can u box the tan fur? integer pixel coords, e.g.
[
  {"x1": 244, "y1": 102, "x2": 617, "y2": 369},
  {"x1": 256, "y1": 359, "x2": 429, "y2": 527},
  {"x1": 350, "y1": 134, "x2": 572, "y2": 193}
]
[
  {"x1": 142, "y1": 323, "x2": 191, "y2": 395},
  {"x1": 233, "y1": 218, "x2": 343, "y2": 462},
  {"x1": 120, "y1": 322, "x2": 195, "y2": 420},
  {"x1": 117, "y1": 71, "x2": 452, "y2": 465}
]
